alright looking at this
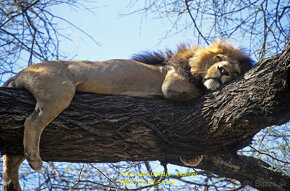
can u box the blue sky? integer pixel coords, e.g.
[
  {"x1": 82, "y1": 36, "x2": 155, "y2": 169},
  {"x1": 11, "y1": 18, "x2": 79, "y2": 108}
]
[
  {"x1": 50, "y1": 1, "x2": 200, "y2": 61},
  {"x1": 2, "y1": 0, "x2": 264, "y2": 83},
  {"x1": 2, "y1": 1, "x2": 194, "y2": 84}
]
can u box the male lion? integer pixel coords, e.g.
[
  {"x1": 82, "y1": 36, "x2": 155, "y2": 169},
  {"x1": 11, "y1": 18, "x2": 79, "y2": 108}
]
[{"x1": 2, "y1": 41, "x2": 252, "y2": 191}]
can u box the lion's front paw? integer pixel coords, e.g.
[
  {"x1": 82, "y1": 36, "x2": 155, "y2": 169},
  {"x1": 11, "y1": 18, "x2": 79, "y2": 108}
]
[
  {"x1": 24, "y1": 150, "x2": 43, "y2": 171},
  {"x1": 180, "y1": 155, "x2": 203, "y2": 167},
  {"x1": 204, "y1": 79, "x2": 220, "y2": 91}
]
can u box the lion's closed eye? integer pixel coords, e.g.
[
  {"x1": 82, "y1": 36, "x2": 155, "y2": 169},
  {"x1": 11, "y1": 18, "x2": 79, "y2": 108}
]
[{"x1": 215, "y1": 55, "x2": 223, "y2": 61}]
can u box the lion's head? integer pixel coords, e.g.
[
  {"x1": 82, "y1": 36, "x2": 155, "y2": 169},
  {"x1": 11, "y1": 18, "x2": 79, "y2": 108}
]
[
  {"x1": 132, "y1": 40, "x2": 253, "y2": 91},
  {"x1": 169, "y1": 41, "x2": 253, "y2": 91}
]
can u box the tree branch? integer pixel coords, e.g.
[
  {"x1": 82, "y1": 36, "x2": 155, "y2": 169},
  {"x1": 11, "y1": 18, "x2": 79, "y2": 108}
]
[
  {"x1": 0, "y1": 43, "x2": 289, "y2": 190},
  {"x1": 184, "y1": 0, "x2": 209, "y2": 45},
  {"x1": 168, "y1": 153, "x2": 290, "y2": 191}
]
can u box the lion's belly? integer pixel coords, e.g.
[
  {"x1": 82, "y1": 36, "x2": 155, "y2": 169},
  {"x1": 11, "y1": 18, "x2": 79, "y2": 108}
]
[
  {"x1": 73, "y1": 60, "x2": 166, "y2": 98},
  {"x1": 76, "y1": 79, "x2": 164, "y2": 98}
]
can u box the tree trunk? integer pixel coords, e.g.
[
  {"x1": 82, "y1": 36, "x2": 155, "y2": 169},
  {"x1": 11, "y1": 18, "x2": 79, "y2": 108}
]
[{"x1": 0, "y1": 43, "x2": 289, "y2": 190}]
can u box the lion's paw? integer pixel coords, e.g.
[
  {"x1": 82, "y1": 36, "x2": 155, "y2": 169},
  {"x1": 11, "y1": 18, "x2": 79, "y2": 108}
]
[
  {"x1": 3, "y1": 180, "x2": 21, "y2": 191},
  {"x1": 180, "y1": 155, "x2": 204, "y2": 167},
  {"x1": 24, "y1": 151, "x2": 43, "y2": 171},
  {"x1": 204, "y1": 79, "x2": 220, "y2": 91},
  {"x1": 28, "y1": 158, "x2": 43, "y2": 171}
]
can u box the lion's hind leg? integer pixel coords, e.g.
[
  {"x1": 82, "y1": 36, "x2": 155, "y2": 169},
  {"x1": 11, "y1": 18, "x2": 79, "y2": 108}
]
[
  {"x1": 23, "y1": 81, "x2": 75, "y2": 171},
  {"x1": 2, "y1": 154, "x2": 25, "y2": 191}
]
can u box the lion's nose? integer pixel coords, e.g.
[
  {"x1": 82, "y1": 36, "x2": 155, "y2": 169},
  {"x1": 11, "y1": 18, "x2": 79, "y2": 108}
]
[{"x1": 218, "y1": 65, "x2": 230, "y2": 76}]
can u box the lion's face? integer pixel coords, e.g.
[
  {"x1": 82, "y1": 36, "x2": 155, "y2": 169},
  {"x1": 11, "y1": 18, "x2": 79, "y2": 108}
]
[
  {"x1": 189, "y1": 42, "x2": 252, "y2": 91},
  {"x1": 202, "y1": 54, "x2": 243, "y2": 91}
]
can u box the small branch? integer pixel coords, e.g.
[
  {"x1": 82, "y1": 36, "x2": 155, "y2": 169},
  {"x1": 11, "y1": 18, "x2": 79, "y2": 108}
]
[
  {"x1": 0, "y1": 0, "x2": 40, "y2": 28},
  {"x1": 184, "y1": 0, "x2": 209, "y2": 45}
]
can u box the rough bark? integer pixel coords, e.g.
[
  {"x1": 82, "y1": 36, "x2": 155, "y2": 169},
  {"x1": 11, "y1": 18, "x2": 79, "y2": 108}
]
[{"x1": 0, "y1": 43, "x2": 289, "y2": 190}]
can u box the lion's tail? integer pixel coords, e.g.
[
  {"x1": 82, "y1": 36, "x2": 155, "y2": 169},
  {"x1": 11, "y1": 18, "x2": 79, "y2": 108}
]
[{"x1": 2, "y1": 75, "x2": 17, "y2": 87}]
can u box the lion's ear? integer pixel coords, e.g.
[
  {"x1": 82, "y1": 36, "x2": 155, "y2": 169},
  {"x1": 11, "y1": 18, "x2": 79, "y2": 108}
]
[{"x1": 238, "y1": 56, "x2": 254, "y2": 74}]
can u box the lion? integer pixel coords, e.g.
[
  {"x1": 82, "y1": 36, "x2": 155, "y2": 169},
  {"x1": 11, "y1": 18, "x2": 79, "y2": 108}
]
[{"x1": 2, "y1": 41, "x2": 252, "y2": 191}]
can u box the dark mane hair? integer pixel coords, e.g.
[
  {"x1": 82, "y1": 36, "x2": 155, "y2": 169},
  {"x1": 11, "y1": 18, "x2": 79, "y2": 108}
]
[
  {"x1": 131, "y1": 50, "x2": 173, "y2": 66},
  {"x1": 238, "y1": 56, "x2": 254, "y2": 74},
  {"x1": 132, "y1": 48, "x2": 206, "y2": 92}
]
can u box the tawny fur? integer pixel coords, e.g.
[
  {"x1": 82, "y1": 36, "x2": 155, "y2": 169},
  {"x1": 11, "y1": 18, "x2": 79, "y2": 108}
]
[{"x1": 2, "y1": 41, "x2": 252, "y2": 191}]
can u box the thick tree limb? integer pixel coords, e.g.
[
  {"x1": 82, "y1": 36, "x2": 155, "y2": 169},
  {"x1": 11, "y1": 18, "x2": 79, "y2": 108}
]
[{"x1": 0, "y1": 43, "x2": 289, "y2": 190}]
